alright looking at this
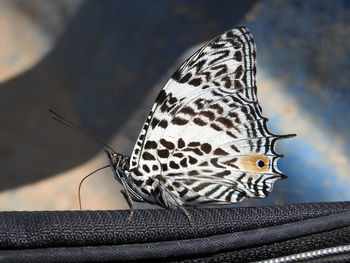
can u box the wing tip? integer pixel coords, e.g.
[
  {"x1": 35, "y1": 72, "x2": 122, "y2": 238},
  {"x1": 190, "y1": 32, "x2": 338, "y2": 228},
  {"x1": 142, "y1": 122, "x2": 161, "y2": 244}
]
[
  {"x1": 279, "y1": 173, "x2": 288, "y2": 179},
  {"x1": 278, "y1": 133, "x2": 297, "y2": 140}
]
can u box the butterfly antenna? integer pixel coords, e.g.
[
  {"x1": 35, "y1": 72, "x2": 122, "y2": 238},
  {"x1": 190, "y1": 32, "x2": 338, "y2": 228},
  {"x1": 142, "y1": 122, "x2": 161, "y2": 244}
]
[
  {"x1": 48, "y1": 108, "x2": 117, "y2": 153},
  {"x1": 78, "y1": 165, "x2": 109, "y2": 210}
]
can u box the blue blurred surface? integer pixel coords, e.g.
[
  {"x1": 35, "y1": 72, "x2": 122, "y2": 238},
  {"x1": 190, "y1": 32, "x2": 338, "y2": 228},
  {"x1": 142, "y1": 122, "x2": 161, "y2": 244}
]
[{"x1": 246, "y1": 0, "x2": 350, "y2": 203}]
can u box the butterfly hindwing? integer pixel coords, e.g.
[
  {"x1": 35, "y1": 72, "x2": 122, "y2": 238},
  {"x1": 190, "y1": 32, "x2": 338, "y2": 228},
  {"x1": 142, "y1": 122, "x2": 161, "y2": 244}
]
[{"x1": 127, "y1": 26, "x2": 289, "y2": 208}]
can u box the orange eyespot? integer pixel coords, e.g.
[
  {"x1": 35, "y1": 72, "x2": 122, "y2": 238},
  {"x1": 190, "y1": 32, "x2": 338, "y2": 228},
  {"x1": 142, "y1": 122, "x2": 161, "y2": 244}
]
[{"x1": 240, "y1": 155, "x2": 269, "y2": 173}]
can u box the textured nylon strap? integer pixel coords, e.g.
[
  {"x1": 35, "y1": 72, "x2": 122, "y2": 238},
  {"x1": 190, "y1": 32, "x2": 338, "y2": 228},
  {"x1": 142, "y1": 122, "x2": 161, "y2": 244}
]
[{"x1": 0, "y1": 202, "x2": 349, "y2": 262}]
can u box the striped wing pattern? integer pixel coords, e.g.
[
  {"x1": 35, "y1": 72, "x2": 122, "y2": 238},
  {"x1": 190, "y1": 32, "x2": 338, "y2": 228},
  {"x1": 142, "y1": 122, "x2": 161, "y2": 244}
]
[{"x1": 127, "y1": 27, "x2": 290, "y2": 208}]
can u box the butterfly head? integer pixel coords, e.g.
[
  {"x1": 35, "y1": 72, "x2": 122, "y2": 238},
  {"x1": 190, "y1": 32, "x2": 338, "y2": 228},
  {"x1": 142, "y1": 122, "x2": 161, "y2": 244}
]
[{"x1": 104, "y1": 150, "x2": 123, "y2": 168}]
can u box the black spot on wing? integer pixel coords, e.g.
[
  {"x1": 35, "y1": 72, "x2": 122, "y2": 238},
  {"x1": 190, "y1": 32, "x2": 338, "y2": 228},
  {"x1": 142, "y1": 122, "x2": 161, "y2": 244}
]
[
  {"x1": 194, "y1": 98, "x2": 205, "y2": 110},
  {"x1": 213, "y1": 148, "x2": 229, "y2": 156},
  {"x1": 234, "y1": 80, "x2": 243, "y2": 89},
  {"x1": 194, "y1": 118, "x2": 207, "y2": 126},
  {"x1": 216, "y1": 117, "x2": 234, "y2": 128},
  {"x1": 236, "y1": 191, "x2": 246, "y2": 202},
  {"x1": 180, "y1": 158, "x2": 188, "y2": 167},
  {"x1": 209, "y1": 104, "x2": 224, "y2": 114},
  {"x1": 189, "y1": 156, "x2": 198, "y2": 164},
  {"x1": 158, "y1": 149, "x2": 169, "y2": 158},
  {"x1": 160, "y1": 139, "x2": 175, "y2": 150},
  {"x1": 230, "y1": 144, "x2": 240, "y2": 152},
  {"x1": 155, "y1": 90, "x2": 167, "y2": 104},
  {"x1": 236, "y1": 65, "x2": 243, "y2": 78},
  {"x1": 225, "y1": 190, "x2": 235, "y2": 202},
  {"x1": 142, "y1": 152, "x2": 155, "y2": 160},
  {"x1": 193, "y1": 182, "x2": 212, "y2": 192},
  {"x1": 184, "y1": 147, "x2": 203, "y2": 156},
  {"x1": 179, "y1": 107, "x2": 196, "y2": 116},
  {"x1": 212, "y1": 64, "x2": 228, "y2": 77},
  {"x1": 199, "y1": 161, "x2": 208, "y2": 166},
  {"x1": 247, "y1": 177, "x2": 252, "y2": 189},
  {"x1": 168, "y1": 95, "x2": 178, "y2": 104},
  {"x1": 179, "y1": 188, "x2": 188, "y2": 197},
  {"x1": 188, "y1": 142, "x2": 200, "y2": 147},
  {"x1": 179, "y1": 73, "x2": 192, "y2": 83},
  {"x1": 188, "y1": 78, "x2": 202, "y2": 86},
  {"x1": 161, "y1": 164, "x2": 168, "y2": 172},
  {"x1": 234, "y1": 51, "x2": 242, "y2": 62},
  {"x1": 226, "y1": 131, "x2": 238, "y2": 139},
  {"x1": 204, "y1": 185, "x2": 222, "y2": 197},
  {"x1": 169, "y1": 161, "x2": 180, "y2": 169},
  {"x1": 200, "y1": 111, "x2": 215, "y2": 121},
  {"x1": 186, "y1": 194, "x2": 201, "y2": 202},
  {"x1": 159, "y1": 120, "x2": 168, "y2": 128},
  {"x1": 221, "y1": 76, "x2": 232, "y2": 89},
  {"x1": 193, "y1": 59, "x2": 206, "y2": 72},
  {"x1": 200, "y1": 143, "x2": 212, "y2": 154},
  {"x1": 223, "y1": 158, "x2": 239, "y2": 169},
  {"x1": 228, "y1": 112, "x2": 241, "y2": 124},
  {"x1": 133, "y1": 179, "x2": 144, "y2": 187},
  {"x1": 145, "y1": 141, "x2": 157, "y2": 149},
  {"x1": 173, "y1": 153, "x2": 184, "y2": 158},
  {"x1": 214, "y1": 187, "x2": 231, "y2": 199},
  {"x1": 178, "y1": 138, "x2": 185, "y2": 148},
  {"x1": 146, "y1": 178, "x2": 154, "y2": 186},
  {"x1": 142, "y1": 165, "x2": 150, "y2": 173},
  {"x1": 172, "y1": 117, "x2": 189, "y2": 125},
  {"x1": 211, "y1": 123, "x2": 223, "y2": 131},
  {"x1": 210, "y1": 158, "x2": 225, "y2": 168},
  {"x1": 208, "y1": 50, "x2": 229, "y2": 65},
  {"x1": 151, "y1": 118, "x2": 160, "y2": 129},
  {"x1": 188, "y1": 170, "x2": 199, "y2": 176},
  {"x1": 213, "y1": 170, "x2": 231, "y2": 177},
  {"x1": 172, "y1": 71, "x2": 192, "y2": 83}
]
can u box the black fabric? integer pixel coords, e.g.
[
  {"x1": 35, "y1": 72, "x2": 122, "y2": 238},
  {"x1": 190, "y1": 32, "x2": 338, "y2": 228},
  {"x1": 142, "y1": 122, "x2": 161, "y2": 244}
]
[
  {"x1": 173, "y1": 226, "x2": 350, "y2": 262},
  {"x1": 0, "y1": 202, "x2": 349, "y2": 262}
]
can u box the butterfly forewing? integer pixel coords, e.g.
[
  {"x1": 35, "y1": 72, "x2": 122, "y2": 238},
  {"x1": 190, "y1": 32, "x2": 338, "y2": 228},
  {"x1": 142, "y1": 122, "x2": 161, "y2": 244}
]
[{"x1": 127, "y1": 26, "x2": 290, "y2": 208}]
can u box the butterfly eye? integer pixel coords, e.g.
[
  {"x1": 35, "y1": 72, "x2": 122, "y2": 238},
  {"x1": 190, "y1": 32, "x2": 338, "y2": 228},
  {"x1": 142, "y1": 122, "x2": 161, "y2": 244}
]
[{"x1": 256, "y1": 159, "x2": 266, "y2": 169}]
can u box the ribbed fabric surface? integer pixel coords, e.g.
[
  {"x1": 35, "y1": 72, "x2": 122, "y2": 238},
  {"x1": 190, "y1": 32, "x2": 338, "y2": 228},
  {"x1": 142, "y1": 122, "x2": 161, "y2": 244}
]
[
  {"x1": 0, "y1": 202, "x2": 349, "y2": 262},
  {"x1": 173, "y1": 226, "x2": 350, "y2": 262}
]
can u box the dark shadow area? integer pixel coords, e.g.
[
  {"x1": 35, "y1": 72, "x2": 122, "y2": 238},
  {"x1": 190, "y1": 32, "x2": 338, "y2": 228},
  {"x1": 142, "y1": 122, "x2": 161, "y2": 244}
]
[{"x1": 0, "y1": 0, "x2": 256, "y2": 190}]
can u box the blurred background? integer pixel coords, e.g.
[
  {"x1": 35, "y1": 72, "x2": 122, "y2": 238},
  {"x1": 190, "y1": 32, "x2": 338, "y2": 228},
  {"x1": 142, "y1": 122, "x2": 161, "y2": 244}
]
[{"x1": 0, "y1": 0, "x2": 349, "y2": 211}]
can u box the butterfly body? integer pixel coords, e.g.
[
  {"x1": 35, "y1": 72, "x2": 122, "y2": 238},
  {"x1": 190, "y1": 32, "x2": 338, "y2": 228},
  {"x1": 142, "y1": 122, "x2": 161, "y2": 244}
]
[{"x1": 106, "y1": 26, "x2": 295, "y2": 225}]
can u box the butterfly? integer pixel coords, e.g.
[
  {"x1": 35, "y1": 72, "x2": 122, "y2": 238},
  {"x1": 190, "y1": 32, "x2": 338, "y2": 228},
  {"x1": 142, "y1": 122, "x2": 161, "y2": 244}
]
[{"x1": 103, "y1": 26, "x2": 295, "y2": 227}]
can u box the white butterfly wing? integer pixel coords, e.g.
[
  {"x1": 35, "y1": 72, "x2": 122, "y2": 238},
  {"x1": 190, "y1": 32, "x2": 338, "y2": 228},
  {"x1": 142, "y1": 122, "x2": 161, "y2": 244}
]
[{"x1": 127, "y1": 27, "x2": 290, "y2": 206}]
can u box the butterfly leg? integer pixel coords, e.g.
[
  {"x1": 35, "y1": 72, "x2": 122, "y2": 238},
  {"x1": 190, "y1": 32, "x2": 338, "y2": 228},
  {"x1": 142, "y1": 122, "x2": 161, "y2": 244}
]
[
  {"x1": 159, "y1": 181, "x2": 195, "y2": 227},
  {"x1": 179, "y1": 205, "x2": 195, "y2": 227},
  {"x1": 120, "y1": 178, "x2": 135, "y2": 222},
  {"x1": 121, "y1": 190, "x2": 133, "y2": 209},
  {"x1": 115, "y1": 167, "x2": 145, "y2": 222},
  {"x1": 128, "y1": 209, "x2": 135, "y2": 222},
  {"x1": 122, "y1": 187, "x2": 135, "y2": 222}
]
